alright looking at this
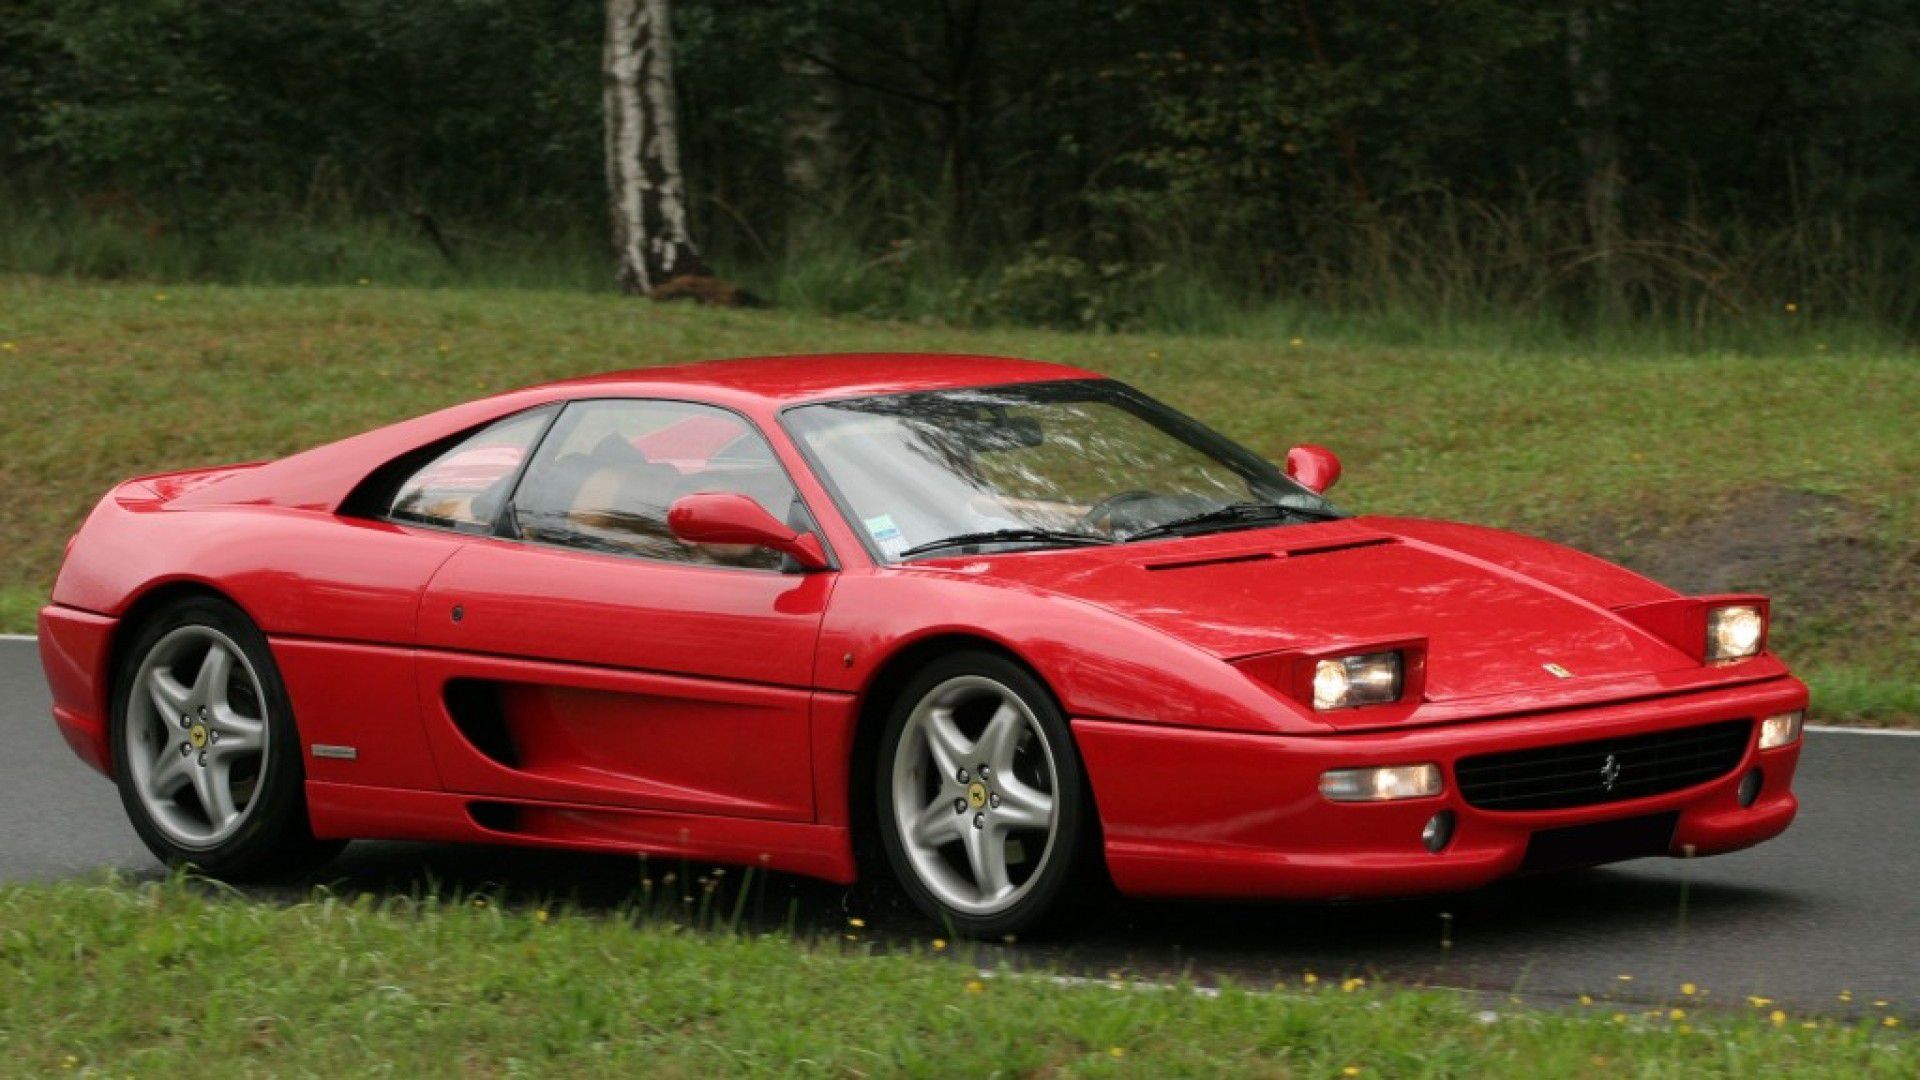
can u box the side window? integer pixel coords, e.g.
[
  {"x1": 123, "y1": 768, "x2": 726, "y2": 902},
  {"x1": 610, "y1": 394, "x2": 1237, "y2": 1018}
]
[
  {"x1": 387, "y1": 409, "x2": 551, "y2": 532},
  {"x1": 509, "y1": 399, "x2": 801, "y2": 570}
]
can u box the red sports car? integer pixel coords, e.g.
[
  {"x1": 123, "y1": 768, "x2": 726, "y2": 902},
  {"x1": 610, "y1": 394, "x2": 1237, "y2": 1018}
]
[{"x1": 39, "y1": 354, "x2": 1806, "y2": 935}]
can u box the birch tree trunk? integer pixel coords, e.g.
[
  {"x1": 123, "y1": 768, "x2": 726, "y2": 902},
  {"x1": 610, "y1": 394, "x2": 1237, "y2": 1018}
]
[{"x1": 604, "y1": 0, "x2": 706, "y2": 295}]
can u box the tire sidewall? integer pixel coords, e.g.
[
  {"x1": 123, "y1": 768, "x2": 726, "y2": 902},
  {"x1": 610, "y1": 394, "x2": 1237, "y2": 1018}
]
[
  {"x1": 109, "y1": 596, "x2": 315, "y2": 876},
  {"x1": 873, "y1": 650, "x2": 1091, "y2": 938}
]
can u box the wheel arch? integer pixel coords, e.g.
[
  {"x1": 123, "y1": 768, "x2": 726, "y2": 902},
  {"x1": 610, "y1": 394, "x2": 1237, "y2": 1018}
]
[
  {"x1": 106, "y1": 579, "x2": 253, "y2": 702},
  {"x1": 843, "y1": 632, "x2": 1104, "y2": 880}
]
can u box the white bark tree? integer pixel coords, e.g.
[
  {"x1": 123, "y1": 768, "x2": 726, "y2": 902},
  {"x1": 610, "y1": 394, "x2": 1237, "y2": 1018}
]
[{"x1": 604, "y1": 0, "x2": 706, "y2": 295}]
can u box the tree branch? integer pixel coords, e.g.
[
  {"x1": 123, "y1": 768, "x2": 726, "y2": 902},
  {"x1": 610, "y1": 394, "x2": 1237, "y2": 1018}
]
[{"x1": 795, "y1": 49, "x2": 950, "y2": 110}]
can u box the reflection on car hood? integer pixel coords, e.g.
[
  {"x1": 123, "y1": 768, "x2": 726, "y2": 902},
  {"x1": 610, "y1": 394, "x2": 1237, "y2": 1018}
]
[{"x1": 912, "y1": 515, "x2": 1694, "y2": 703}]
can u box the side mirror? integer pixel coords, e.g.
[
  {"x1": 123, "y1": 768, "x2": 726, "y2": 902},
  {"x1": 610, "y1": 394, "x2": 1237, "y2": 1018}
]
[
  {"x1": 1285, "y1": 444, "x2": 1342, "y2": 494},
  {"x1": 666, "y1": 492, "x2": 829, "y2": 571}
]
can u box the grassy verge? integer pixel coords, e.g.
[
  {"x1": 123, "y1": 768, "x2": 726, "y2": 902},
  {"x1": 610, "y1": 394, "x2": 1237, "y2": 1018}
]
[
  {"x1": 2, "y1": 276, "x2": 1914, "y2": 722},
  {"x1": 0, "y1": 878, "x2": 1910, "y2": 1076}
]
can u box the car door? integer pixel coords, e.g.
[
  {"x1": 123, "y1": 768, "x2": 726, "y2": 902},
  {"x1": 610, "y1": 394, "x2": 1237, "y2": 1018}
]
[{"x1": 412, "y1": 397, "x2": 835, "y2": 822}]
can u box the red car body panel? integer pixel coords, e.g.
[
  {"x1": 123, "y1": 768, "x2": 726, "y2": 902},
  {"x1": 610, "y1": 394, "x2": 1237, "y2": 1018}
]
[{"x1": 39, "y1": 353, "x2": 1805, "y2": 899}]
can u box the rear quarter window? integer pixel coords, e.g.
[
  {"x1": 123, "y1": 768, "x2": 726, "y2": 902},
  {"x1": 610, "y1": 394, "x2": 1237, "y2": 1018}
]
[{"x1": 369, "y1": 408, "x2": 553, "y2": 533}]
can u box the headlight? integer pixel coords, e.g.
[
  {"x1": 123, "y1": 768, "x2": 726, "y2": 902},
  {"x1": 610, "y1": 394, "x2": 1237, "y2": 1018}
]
[
  {"x1": 1312, "y1": 651, "x2": 1403, "y2": 711},
  {"x1": 1705, "y1": 604, "x2": 1765, "y2": 662},
  {"x1": 1320, "y1": 763, "x2": 1443, "y2": 802},
  {"x1": 1759, "y1": 710, "x2": 1804, "y2": 750}
]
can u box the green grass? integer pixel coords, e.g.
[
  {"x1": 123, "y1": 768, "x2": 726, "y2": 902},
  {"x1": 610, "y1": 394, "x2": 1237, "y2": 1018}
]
[
  {"x1": 2, "y1": 275, "x2": 1915, "y2": 722},
  {"x1": 0, "y1": 198, "x2": 612, "y2": 293},
  {"x1": 0, "y1": 878, "x2": 1909, "y2": 1077}
]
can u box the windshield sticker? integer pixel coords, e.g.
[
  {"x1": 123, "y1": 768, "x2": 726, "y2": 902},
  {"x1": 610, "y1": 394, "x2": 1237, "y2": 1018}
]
[
  {"x1": 864, "y1": 514, "x2": 908, "y2": 557},
  {"x1": 864, "y1": 514, "x2": 902, "y2": 542}
]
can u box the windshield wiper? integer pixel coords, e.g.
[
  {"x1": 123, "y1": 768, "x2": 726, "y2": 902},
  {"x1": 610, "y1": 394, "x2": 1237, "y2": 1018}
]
[
  {"x1": 897, "y1": 528, "x2": 1113, "y2": 559},
  {"x1": 1122, "y1": 500, "x2": 1340, "y2": 543}
]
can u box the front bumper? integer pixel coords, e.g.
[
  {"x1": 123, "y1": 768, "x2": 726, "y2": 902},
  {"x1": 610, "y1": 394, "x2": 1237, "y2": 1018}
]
[{"x1": 1074, "y1": 675, "x2": 1806, "y2": 901}]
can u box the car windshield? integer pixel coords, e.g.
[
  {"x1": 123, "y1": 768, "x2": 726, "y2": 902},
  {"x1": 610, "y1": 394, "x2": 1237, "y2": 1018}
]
[{"x1": 784, "y1": 378, "x2": 1340, "y2": 561}]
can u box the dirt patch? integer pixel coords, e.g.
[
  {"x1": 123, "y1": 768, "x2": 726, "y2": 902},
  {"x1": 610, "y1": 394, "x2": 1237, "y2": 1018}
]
[{"x1": 1544, "y1": 485, "x2": 1912, "y2": 627}]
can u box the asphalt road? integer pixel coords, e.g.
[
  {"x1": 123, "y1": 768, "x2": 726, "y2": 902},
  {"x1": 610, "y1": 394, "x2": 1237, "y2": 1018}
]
[{"x1": 4, "y1": 637, "x2": 1913, "y2": 1021}]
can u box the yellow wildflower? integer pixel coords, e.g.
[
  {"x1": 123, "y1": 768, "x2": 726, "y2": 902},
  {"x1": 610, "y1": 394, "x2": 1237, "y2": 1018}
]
[
  {"x1": 1770, "y1": 1010, "x2": 1787, "y2": 1027},
  {"x1": 964, "y1": 979, "x2": 985, "y2": 995},
  {"x1": 932, "y1": 938, "x2": 948, "y2": 951}
]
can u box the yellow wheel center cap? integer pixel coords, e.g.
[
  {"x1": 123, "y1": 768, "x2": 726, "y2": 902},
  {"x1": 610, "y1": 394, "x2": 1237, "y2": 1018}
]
[
  {"x1": 966, "y1": 782, "x2": 988, "y2": 810},
  {"x1": 188, "y1": 724, "x2": 208, "y2": 749}
]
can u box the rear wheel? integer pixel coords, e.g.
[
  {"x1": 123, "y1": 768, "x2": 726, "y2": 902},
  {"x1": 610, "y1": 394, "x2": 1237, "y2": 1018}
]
[
  {"x1": 110, "y1": 596, "x2": 342, "y2": 880},
  {"x1": 875, "y1": 651, "x2": 1092, "y2": 937}
]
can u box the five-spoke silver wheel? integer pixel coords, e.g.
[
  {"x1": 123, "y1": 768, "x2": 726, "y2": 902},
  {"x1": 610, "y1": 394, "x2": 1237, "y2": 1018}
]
[
  {"x1": 123, "y1": 625, "x2": 270, "y2": 849},
  {"x1": 889, "y1": 674, "x2": 1060, "y2": 916}
]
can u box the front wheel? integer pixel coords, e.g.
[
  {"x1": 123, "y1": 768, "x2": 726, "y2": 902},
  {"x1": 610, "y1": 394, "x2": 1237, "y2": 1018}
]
[
  {"x1": 875, "y1": 651, "x2": 1094, "y2": 937},
  {"x1": 110, "y1": 596, "x2": 342, "y2": 880}
]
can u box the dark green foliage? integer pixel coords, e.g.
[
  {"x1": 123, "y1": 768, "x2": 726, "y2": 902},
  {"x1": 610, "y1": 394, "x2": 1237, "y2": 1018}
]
[{"x1": 5, "y1": 0, "x2": 1920, "y2": 332}]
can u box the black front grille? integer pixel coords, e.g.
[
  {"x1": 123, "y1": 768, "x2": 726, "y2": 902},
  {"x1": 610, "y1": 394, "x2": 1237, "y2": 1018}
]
[{"x1": 1456, "y1": 719, "x2": 1752, "y2": 811}]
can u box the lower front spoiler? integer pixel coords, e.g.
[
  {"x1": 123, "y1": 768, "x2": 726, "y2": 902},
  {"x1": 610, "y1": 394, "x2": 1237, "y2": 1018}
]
[{"x1": 1074, "y1": 675, "x2": 1806, "y2": 901}]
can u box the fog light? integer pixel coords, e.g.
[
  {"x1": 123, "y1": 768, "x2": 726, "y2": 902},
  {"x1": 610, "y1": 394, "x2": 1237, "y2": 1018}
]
[
  {"x1": 1320, "y1": 763, "x2": 1443, "y2": 802},
  {"x1": 1737, "y1": 768, "x2": 1763, "y2": 808},
  {"x1": 1422, "y1": 810, "x2": 1455, "y2": 853},
  {"x1": 1758, "y1": 710, "x2": 1803, "y2": 750},
  {"x1": 1706, "y1": 604, "x2": 1765, "y2": 662}
]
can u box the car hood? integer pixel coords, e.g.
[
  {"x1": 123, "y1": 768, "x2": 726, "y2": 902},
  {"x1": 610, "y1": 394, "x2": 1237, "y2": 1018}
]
[{"x1": 910, "y1": 515, "x2": 1696, "y2": 705}]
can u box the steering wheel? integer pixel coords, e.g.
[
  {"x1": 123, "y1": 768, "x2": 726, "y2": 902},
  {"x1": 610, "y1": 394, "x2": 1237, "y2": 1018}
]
[{"x1": 1080, "y1": 490, "x2": 1165, "y2": 535}]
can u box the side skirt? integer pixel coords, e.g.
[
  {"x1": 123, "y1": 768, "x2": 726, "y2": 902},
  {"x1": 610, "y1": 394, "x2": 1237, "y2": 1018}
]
[{"x1": 306, "y1": 781, "x2": 858, "y2": 884}]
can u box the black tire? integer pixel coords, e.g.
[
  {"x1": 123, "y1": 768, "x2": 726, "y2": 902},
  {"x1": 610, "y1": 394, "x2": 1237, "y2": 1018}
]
[
  {"x1": 873, "y1": 650, "x2": 1098, "y2": 938},
  {"x1": 109, "y1": 595, "x2": 343, "y2": 881}
]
